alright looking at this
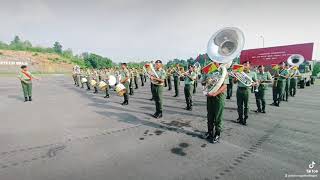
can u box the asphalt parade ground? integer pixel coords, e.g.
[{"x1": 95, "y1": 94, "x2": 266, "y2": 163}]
[{"x1": 0, "y1": 75, "x2": 319, "y2": 180}]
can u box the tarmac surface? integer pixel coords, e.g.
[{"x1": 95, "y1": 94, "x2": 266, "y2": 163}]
[{"x1": 0, "y1": 75, "x2": 319, "y2": 180}]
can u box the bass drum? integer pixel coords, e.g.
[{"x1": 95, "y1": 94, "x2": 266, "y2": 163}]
[
  {"x1": 115, "y1": 84, "x2": 126, "y2": 96},
  {"x1": 81, "y1": 77, "x2": 88, "y2": 83},
  {"x1": 108, "y1": 75, "x2": 117, "y2": 86},
  {"x1": 98, "y1": 81, "x2": 108, "y2": 91}
]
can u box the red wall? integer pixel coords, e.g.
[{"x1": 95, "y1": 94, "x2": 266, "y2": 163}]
[{"x1": 240, "y1": 43, "x2": 313, "y2": 65}]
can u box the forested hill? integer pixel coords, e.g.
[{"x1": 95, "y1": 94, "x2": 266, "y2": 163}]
[{"x1": 0, "y1": 35, "x2": 116, "y2": 73}]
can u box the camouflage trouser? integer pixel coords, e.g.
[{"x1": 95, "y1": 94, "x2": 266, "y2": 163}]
[
  {"x1": 184, "y1": 84, "x2": 193, "y2": 107},
  {"x1": 236, "y1": 87, "x2": 249, "y2": 118},
  {"x1": 207, "y1": 93, "x2": 226, "y2": 135},
  {"x1": 21, "y1": 80, "x2": 32, "y2": 97},
  {"x1": 173, "y1": 76, "x2": 179, "y2": 96},
  {"x1": 151, "y1": 84, "x2": 163, "y2": 113},
  {"x1": 289, "y1": 78, "x2": 297, "y2": 96},
  {"x1": 276, "y1": 80, "x2": 285, "y2": 104}
]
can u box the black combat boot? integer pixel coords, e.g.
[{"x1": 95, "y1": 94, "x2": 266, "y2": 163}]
[
  {"x1": 29, "y1": 96, "x2": 32, "y2": 101},
  {"x1": 24, "y1": 97, "x2": 28, "y2": 102},
  {"x1": 121, "y1": 100, "x2": 128, "y2": 105},
  {"x1": 243, "y1": 116, "x2": 248, "y2": 126},
  {"x1": 212, "y1": 131, "x2": 221, "y2": 144}
]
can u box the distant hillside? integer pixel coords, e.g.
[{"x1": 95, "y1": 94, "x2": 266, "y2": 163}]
[{"x1": 0, "y1": 50, "x2": 74, "y2": 73}]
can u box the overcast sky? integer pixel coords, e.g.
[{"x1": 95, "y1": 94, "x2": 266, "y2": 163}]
[{"x1": 0, "y1": 0, "x2": 319, "y2": 62}]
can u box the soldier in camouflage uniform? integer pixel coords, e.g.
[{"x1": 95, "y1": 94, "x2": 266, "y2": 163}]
[
  {"x1": 234, "y1": 61, "x2": 257, "y2": 125},
  {"x1": 18, "y1": 65, "x2": 39, "y2": 102},
  {"x1": 120, "y1": 63, "x2": 130, "y2": 105},
  {"x1": 201, "y1": 62, "x2": 228, "y2": 144},
  {"x1": 151, "y1": 60, "x2": 166, "y2": 118},
  {"x1": 254, "y1": 65, "x2": 272, "y2": 113},
  {"x1": 183, "y1": 65, "x2": 197, "y2": 111}
]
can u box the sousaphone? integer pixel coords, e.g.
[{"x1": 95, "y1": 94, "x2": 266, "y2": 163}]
[
  {"x1": 287, "y1": 54, "x2": 304, "y2": 70},
  {"x1": 203, "y1": 27, "x2": 245, "y2": 95}
]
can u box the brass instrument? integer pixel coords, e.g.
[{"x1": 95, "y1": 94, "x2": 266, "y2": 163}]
[
  {"x1": 287, "y1": 54, "x2": 304, "y2": 70},
  {"x1": 229, "y1": 69, "x2": 254, "y2": 87},
  {"x1": 203, "y1": 27, "x2": 245, "y2": 95},
  {"x1": 143, "y1": 63, "x2": 162, "y2": 85}
]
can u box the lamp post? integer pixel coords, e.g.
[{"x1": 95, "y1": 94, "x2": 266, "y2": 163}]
[{"x1": 259, "y1": 35, "x2": 265, "y2": 48}]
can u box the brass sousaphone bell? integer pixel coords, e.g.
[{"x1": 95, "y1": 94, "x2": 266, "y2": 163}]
[
  {"x1": 203, "y1": 27, "x2": 245, "y2": 95},
  {"x1": 287, "y1": 54, "x2": 304, "y2": 70}
]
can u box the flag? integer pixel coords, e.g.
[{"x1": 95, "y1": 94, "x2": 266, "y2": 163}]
[
  {"x1": 271, "y1": 64, "x2": 279, "y2": 70},
  {"x1": 232, "y1": 65, "x2": 244, "y2": 72},
  {"x1": 202, "y1": 63, "x2": 218, "y2": 74}
]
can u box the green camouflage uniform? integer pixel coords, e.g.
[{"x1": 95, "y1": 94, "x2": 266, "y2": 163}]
[
  {"x1": 173, "y1": 68, "x2": 180, "y2": 96},
  {"x1": 276, "y1": 69, "x2": 289, "y2": 105},
  {"x1": 289, "y1": 69, "x2": 300, "y2": 97},
  {"x1": 184, "y1": 71, "x2": 197, "y2": 109},
  {"x1": 202, "y1": 73, "x2": 229, "y2": 136},
  {"x1": 120, "y1": 69, "x2": 130, "y2": 102},
  {"x1": 151, "y1": 69, "x2": 166, "y2": 114},
  {"x1": 18, "y1": 70, "x2": 34, "y2": 98},
  {"x1": 236, "y1": 71, "x2": 257, "y2": 120},
  {"x1": 255, "y1": 71, "x2": 272, "y2": 112}
]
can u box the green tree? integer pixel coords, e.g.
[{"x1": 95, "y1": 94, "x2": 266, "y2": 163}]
[
  {"x1": 62, "y1": 48, "x2": 73, "y2": 58},
  {"x1": 312, "y1": 62, "x2": 320, "y2": 76},
  {"x1": 11, "y1": 35, "x2": 21, "y2": 45},
  {"x1": 53, "y1": 41, "x2": 63, "y2": 54}
]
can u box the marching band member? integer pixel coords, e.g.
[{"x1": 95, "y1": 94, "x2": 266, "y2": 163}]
[
  {"x1": 201, "y1": 62, "x2": 228, "y2": 144},
  {"x1": 85, "y1": 69, "x2": 91, "y2": 91},
  {"x1": 133, "y1": 68, "x2": 139, "y2": 89},
  {"x1": 18, "y1": 65, "x2": 39, "y2": 102},
  {"x1": 139, "y1": 68, "x2": 145, "y2": 87},
  {"x1": 234, "y1": 61, "x2": 257, "y2": 125},
  {"x1": 254, "y1": 65, "x2": 272, "y2": 113},
  {"x1": 103, "y1": 69, "x2": 110, "y2": 98},
  {"x1": 226, "y1": 68, "x2": 234, "y2": 99},
  {"x1": 72, "y1": 65, "x2": 80, "y2": 86},
  {"x1": 173, "y1": 64, "x2": 180, "y2": 97},
  {"x1": 183, "y1": 65, "x2": 197, "y2": 111},
  {"x1": 120, "y1": 63, "x2": 130, "y2": 105},
  {"x1": 166, "y1": 67, "x2": 172, "y2": 91},
  {"x1": 271, "y1": 64, "x2": 279, "y2": 106},
  {"x1": 274, "y1": 62, "x2": 289, "y2": 107},
  {"x1": 193, "y1": 67, "x2": 198, "y2": 94},
  {"x1": 149, "y1": 60, "x2": 155, "y2": 101},
  {"x1": 129, "y1": 68, "x2": 134, "y2": 95},
  {"x1": 289, "y1": 66, "x2": 300, "y2": 97},
  {"x1": 79, "y1": 68, "x2": 85, "y2": 88},
  {"x1": 92, "y1": 70, "x2": 99, "y2": 94},
  {"x1": 151, "y1": 60, "x2": 166, "y2": 118},
  {"x1": 283, "y1": 63, "x2": 290, "y2": 101}
]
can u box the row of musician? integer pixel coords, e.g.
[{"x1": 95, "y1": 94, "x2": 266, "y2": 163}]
[{"x1": 72, "y1": 60, "x2": 301, "y2": 116}]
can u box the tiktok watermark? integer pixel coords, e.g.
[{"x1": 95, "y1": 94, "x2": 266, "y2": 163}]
[{"x1": 285, "y1": 161, "x2": 318, "y2": 178}]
